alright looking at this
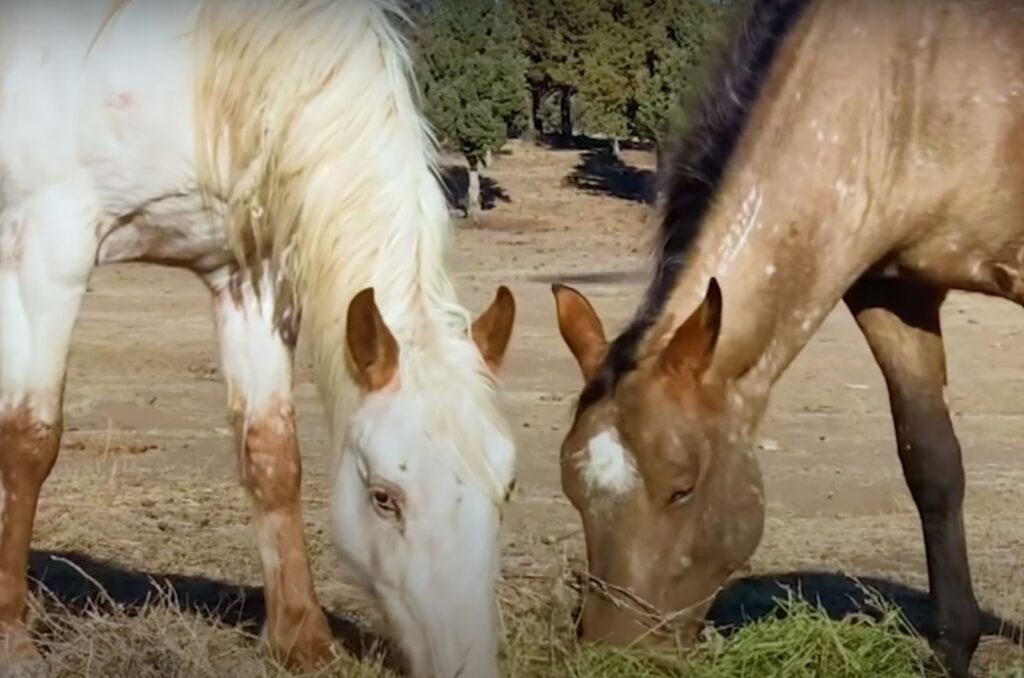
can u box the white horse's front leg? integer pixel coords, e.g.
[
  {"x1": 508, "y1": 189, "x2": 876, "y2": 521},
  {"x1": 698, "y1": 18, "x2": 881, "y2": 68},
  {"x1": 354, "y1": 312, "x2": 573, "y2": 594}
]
[
  {"x1": 209, "y1": 270, "x2": 334, "y2": 670},
  {"x1": 0, "y1": 181, "x2": 97, "y2": 667}
]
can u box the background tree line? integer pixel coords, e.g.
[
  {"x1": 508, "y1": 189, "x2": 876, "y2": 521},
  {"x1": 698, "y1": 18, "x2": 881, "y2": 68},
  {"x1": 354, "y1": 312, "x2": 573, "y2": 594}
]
[{"x1": 414, "y1": 0, "x2": 734, "y2": 223}]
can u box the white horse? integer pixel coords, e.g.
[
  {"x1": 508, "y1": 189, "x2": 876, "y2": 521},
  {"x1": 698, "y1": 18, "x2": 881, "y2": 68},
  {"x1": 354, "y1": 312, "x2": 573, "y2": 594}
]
[{"x1": 0, "y1": 2, "x2": 518, "y2": 677}]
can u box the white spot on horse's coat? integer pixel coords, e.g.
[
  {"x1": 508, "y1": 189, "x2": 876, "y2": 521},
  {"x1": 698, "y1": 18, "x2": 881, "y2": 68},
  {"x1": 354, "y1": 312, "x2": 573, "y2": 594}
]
[
  {"x1": 257, "y1": 512, "x2": 284, "y2": 574},
  {"x1": 215, "y1": 266, "x2": 292, "y2": 418},
  {"x1": 717, "y1": 188, "x2": 763, "y2": 275},
  {"x1": 582, "y1": 430, "x2": 638, "y2": 494},
  {"x1": 801, "y1": 319, "x2": 813, "y2": 333},
  {"x1": 765, "y1": 264, "x2": 777, "y2": 277}
]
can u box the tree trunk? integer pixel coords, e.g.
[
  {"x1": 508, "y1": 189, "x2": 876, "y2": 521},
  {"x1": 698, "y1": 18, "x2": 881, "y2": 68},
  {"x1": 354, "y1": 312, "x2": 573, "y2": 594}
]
[
  {"x1": 483, "y1": 148, "x2": 493, "y2": 168},
  {"x1": 466, "y1": 157, "x2": 482, "y2": 227},
  {"x1": 653, "y1": 141, "x2": 666, "y2": 206},
  {"x1": 528, "y1": 87, "x2": 543, "y2": 142},
  {"x1": 560, "y1": 88, "x2": 573, "y2": 138},
  {"x1": 610, "y1": 137, "x2": 621, "y2": 160}
]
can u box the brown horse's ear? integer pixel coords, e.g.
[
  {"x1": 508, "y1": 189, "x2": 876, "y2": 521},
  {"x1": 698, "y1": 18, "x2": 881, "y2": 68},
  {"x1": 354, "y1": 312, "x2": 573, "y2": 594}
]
[
  {"x1": 552, "y1": 284, "x2": 608, "y2": 381},
  {"x1": 346, "y1": 288, "x2": 400, "y2": 391},
  {"x1": 472, "y1": 285, "x2": 516, "y2": 373},
  {"x1": 660, "y1": 278, "x2": 722, "y2": 378}
]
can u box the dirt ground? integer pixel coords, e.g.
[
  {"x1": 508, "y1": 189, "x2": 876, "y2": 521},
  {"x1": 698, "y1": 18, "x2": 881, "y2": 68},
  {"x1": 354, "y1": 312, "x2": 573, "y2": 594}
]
[{"x1": 32, "y1": 140, "x2": 1024, "y2": 672}]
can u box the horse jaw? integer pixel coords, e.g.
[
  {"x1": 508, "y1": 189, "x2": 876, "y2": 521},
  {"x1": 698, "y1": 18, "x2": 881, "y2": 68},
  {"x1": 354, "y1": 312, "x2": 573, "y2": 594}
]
[{"x1": 329, "y1": 389, "x2": 510, "y2": 678}]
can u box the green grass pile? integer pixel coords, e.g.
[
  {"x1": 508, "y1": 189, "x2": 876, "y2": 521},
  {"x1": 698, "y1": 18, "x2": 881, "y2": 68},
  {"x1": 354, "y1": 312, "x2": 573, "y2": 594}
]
[{"x1": 545, "y1": 596, "x2": 940, "y2": 678}]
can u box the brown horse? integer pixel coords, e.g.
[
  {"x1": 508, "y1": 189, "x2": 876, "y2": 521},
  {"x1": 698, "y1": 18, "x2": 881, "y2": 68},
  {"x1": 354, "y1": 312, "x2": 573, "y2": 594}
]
[{"x1": 551, "y1": 0, "x2": 1024, "y2": 675}]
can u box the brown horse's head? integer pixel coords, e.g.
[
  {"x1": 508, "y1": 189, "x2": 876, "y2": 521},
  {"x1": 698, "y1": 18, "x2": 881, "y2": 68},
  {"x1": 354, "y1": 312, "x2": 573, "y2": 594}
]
[{"x1": 552, "y1": 279, "x2": 765, "y2": 647}]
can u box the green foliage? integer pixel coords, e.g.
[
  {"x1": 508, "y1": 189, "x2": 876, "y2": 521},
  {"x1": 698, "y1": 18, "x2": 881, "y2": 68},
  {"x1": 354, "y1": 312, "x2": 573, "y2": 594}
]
[
  {"x1": 576, "y1": 12, "x2": 636, "y2": 140},
  {"x1": 506, "y1": 594, "x2": 942, "y2": 678},
  {"x1": 632, "y1": 0, "x2": 721, "y2": 141},
  {"x1": 418, "y1": 0, "x2": 528, "y2": 164},
  {"x1": 510, "y1": 0, "x2": 603, "y2": 94}
]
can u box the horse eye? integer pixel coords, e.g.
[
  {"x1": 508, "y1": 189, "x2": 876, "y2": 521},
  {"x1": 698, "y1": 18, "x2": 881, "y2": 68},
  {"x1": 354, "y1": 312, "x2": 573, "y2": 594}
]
[
  {"x1": 668, "y1": 487, "x2": 694, "y2": 506},
  {"x1": 370, "y1": 486, "x2": 402, "y2": 520}
]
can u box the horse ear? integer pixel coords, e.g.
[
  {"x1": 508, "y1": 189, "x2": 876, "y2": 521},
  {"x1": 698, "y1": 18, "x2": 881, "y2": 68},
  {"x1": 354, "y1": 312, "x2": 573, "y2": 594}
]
[
  {"x1": 472, "y1": 285, "x2": 516, "y2": 373},
  {"x1": 552, "y1": 284, "x2": 608, "y2": 382},
  {"x1": 660, "y1": 277, "x2": 722, "y2": 379},
  {"x1": 346, "y1": 288, "x2": 400, "y2": 391}
]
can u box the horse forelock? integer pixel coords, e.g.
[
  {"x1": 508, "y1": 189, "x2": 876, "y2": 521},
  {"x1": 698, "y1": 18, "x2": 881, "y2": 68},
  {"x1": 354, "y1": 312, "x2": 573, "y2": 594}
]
[{"x1": 189, "y1": 0, "x2": 511, "y2": 501}]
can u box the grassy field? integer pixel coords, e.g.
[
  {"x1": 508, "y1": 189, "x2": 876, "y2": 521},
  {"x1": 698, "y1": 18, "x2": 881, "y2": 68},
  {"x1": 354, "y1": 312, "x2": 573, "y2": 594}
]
[
  {"x1": 16, "y1": 140, "x2": 1024, "y2": 676},
  {"x1": 25, "y1": 569, "x2": 968, "y2": 678}
]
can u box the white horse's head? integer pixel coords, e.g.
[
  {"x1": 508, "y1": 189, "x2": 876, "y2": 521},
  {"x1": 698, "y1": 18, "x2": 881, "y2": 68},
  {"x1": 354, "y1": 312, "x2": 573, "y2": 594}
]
[{"x1": 331, "y1": 286, "x2": 516, "y2": 678}]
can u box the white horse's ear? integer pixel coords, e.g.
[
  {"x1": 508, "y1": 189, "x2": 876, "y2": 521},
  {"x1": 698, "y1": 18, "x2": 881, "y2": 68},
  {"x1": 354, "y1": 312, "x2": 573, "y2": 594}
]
[
  {"x1": 346, "y1": 288, "x2": 400, "y2": 391},
  {"x1": 472, "y1": 286, "x2": 516, "y2": 373}
]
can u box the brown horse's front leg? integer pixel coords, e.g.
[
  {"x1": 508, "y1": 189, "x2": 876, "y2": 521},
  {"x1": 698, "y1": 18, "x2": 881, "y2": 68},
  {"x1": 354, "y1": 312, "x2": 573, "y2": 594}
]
[
  {"x1": 212, "y1": 278, "x2": 335, "y2": 671},
  {"x1": 845, "y1": 277, "x2": 980, "y2": 678}
]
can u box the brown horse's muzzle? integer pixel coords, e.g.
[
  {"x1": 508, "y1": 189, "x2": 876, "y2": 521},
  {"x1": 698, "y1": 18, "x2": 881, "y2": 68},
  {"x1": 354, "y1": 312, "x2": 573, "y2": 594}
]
[{"x1": 576, "y1": 573, "x2": 719, "y2": 649}]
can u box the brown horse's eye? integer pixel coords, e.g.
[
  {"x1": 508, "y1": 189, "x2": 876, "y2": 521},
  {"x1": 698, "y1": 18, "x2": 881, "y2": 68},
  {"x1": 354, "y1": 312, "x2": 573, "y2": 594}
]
[{"x1": 668, "y1": 487, "x2": 694, "y2": 506}]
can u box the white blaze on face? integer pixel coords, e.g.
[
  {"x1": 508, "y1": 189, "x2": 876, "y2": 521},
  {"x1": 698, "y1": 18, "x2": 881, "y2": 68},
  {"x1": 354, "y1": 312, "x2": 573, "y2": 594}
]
[
  {"x1": 581, "y1": 429, "x2": 638, "y2": 495},
  {"x1": 330, "y1": 389, "x2": 510, "y2": 678}
]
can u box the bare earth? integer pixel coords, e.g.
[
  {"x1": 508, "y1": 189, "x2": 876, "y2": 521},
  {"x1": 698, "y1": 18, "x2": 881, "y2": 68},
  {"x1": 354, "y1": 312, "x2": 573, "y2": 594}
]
[{"x1": 34, "y1": 141, "x2": 1024, "y2": 671}]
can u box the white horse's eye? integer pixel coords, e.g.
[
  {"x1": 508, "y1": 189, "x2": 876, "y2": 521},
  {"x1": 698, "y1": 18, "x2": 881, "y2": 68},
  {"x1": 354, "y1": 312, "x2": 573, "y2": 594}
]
[{"x1": 369, "y1": 484, "x2": 404, "y2": 522}]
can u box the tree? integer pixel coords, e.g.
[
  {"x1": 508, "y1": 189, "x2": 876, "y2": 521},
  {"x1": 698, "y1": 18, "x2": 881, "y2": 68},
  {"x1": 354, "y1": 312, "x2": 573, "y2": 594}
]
[
  {"x1": 570, "y1": 0, "x2": 726, "y2": 159},
  {"x1": 419, "y1": 0, "x2": 527, "y2": 224},
  {"x1": 632, "y1": 0, "x2": 722, "y2": 146},
  {"x1": 510, "y1": 0, "x2": 603, "y2": 138},
  {"x1": 576, "y1": 4, "x2": 640, "y2": 158}
]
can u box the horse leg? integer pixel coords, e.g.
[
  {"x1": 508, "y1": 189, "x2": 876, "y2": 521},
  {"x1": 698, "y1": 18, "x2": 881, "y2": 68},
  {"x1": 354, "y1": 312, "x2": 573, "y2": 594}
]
[
  {"x1": 845, "y1": 277, "x2": 980, "y2": 677},
  {"x1": 0, "y1": 186, "x2": 97, "y2": 667},
  {"x1": 210, "y1": 274, "x2": 334, "y2": 670}
]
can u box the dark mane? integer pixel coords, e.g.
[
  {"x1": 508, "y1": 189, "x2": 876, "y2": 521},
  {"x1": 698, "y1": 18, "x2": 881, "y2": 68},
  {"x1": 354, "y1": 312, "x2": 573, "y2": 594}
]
[{"x1": 577, "y1": 0, "x2": 812, "y2": 415}]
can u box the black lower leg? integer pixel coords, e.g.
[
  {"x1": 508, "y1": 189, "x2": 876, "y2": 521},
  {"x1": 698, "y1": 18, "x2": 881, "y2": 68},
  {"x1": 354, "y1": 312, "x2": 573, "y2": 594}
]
[
  {"x1": 892, "y1": 394, "x2": 980, "y2": 676},
  {"x1": 846, "y1": 278, "x2": 980, "y2": 677}
]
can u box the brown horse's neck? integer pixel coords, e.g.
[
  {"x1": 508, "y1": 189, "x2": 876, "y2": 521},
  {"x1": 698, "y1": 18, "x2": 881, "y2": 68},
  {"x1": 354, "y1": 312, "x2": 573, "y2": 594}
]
[
  {"x1": 662, "y1": 182, "x2": 870, "y2": 433},
  {"x1": 656, "y1": 19, "x2": 887, "y2": 429}
]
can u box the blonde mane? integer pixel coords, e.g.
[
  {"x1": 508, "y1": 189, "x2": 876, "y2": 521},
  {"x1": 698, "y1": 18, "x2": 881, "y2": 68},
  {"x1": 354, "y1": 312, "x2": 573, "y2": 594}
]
[{"x1": 112, "y1": 0, "x2": 510, "y2": 501}]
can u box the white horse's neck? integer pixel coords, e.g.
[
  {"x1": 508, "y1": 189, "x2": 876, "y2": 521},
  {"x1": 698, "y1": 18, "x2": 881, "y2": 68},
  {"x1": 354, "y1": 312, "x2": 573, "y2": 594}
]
[{"x1": 187, "y1": 0, "x2": 509, "y2": 498}]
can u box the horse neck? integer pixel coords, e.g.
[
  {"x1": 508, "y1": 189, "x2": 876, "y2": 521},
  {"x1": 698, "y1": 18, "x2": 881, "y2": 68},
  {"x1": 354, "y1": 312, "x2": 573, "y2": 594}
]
[{"x1": 663, "y1": 120, "x2": 889, "y2": 430}]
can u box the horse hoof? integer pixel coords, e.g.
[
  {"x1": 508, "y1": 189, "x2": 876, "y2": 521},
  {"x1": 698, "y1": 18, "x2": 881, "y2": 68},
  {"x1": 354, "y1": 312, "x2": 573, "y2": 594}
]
[
  {"x1": 263, "y1": 608, "x2": 339, "y2": 671},
  {"x1": 0, "y1": 646, "x2": 48, "y2": 678},
  {"x1": 0, "y1": 629, "x2": 46, "y2": 678}
]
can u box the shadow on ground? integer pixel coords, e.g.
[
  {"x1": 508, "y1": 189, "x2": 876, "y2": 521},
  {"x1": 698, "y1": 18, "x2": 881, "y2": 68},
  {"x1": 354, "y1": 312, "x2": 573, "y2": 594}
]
[
  {"x1": 537, "y1": 134, "x2": 656, "y2": 154},
  {"x1": 565, "y1": 148, "x2": 656, "y2": 204},
  {"x1": 27, "y1": 553, "x2": 1023, "y2": 672},
  {"x1": 439, "y1": 165, "x2": 510, "y2": 213},
  {"x1": 527, "y1": 269, "x2": 650, "y2": 286},
  {"x1": 707, "y1": 570, "x2": 1023, "y2": 643},
  {"x1": 27, "y1": 550, "x2": 398, "y2": 669}
]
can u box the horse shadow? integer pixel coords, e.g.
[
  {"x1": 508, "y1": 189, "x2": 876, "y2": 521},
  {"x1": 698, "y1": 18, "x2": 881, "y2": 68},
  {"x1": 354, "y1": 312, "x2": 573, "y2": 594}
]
[
  {"x1": 564, "y1": 147, "x2": 657, "y2": 204},
  {"x1": 26, "y1": 552, "x2": 1023, "y2": 673},
  {"x1": 439, "y1": 165, "x2": 511, "y2": 213},
  {"x1": 26, "y1": 550, "x2": 398, "y2": 669},
  {"x1": 706, "y1": 570, "x2": 1023, "y2": 644}
]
